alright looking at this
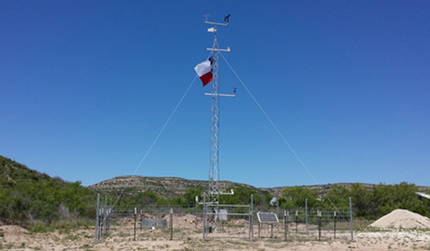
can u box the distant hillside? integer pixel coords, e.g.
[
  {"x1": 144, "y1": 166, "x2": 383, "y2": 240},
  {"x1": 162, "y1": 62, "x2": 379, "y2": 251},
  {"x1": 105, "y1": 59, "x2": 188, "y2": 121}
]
[
  {"x1": 87, "y1": 175, "x2": 263, "y2": 198},
  {"x1": 0, "y1": 155, "x2": 96, "y2": 226},
  {"x1": 87, "y1": 175, "x2": 430, "y2": 199},
  {"x1": 3, "y1": 154, "x2": 428, "y2": 225},
  {"x1": 260, "y1": 183, "x2": 430, "y2": 198}
]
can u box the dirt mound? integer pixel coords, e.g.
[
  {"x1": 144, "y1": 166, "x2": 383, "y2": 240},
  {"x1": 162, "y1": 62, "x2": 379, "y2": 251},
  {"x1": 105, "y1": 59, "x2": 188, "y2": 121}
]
[
  {"x1": 369, "y1": 209, "x2": 430, "y2": 229},
  {"x1": 1, "y1": 225, "x2": 29, "y2": 235},
  {"x1": 161, "y1": 214, "x2": 198, "y2": 229}
]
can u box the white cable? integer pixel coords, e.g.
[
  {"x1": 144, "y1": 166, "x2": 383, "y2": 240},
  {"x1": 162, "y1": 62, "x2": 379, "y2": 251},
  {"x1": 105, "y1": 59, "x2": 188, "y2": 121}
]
[
  {"x1": 219, "y1": 52, "x2": 347, "y2": 219},
  {"x1": 104, "y1": 76, "x2": 197, "y2": 221},
  {"x1": 131, "y1": 76, "x2": 198, "y2": 177},
  {"x1": 103, "y1": 53, "x2": 210, "y2": 221},
  {"x1": 219, "y1": 52, "x2": 318, "y2": 183}
]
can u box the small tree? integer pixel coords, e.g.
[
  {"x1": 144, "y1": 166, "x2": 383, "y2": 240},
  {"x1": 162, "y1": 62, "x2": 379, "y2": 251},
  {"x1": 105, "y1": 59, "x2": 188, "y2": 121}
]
[
  {"x1": 323, "y1": 184, "x2": 351, "y2": 208},
  {"x1": 183, "y1": 187, "x2": 203, "y2": 206},
  {"x1": 280, "y1": 186, "x2": 319, "y2": 208}
]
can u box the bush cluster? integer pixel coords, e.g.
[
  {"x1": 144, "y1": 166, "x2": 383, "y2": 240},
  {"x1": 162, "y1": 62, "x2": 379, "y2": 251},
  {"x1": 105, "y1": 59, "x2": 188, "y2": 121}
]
[
  {"x1": 277, "y1": 183, "x2": 430, "y2": 219},
  {"x1": 2, "y1": 154, "x2": 429, "y2": 227},
  {"x1": 0, "y1": 156, "x2": 97, "y2": 227}
]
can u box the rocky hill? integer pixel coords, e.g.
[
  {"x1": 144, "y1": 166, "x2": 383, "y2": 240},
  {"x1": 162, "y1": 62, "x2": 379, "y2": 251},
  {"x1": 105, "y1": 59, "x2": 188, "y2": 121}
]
[
  {"x1": 87, "y1": 175, "x2": 430, "y2": 199},
  {"x1": 87, "y1": 175, "x2": 261, "y2": 198},
  {"x1": 260, "y1": 183, "x2": 377, "y2": 198}
]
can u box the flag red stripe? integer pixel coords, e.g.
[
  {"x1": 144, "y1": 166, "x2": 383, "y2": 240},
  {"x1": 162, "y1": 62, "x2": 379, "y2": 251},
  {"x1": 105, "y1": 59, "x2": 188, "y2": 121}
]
[{"x1": 200, "y1": 71, "x2": 212, "y2": 86}]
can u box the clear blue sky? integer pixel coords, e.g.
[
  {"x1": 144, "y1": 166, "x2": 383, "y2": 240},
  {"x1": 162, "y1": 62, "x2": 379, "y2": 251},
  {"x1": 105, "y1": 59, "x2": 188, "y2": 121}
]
[{"x1": 1, "y1": 1, "x2": 429, "y2": 188}]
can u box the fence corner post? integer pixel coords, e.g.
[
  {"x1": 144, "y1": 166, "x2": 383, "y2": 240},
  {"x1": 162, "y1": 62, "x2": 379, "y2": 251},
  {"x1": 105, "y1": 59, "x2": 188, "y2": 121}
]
[
  {"x1": 134, "y1": 207, "x2": 137, "y2": 241},
  {"x1": 170, "y1": 208, "x2": 173, "y2": 240},
  {"x1": 251, "y1": 194, "x2": 254, "y2": 242},
  {"x1": 317, "y1": 210, "x2": 321, "y2": 241},
  {"x1": 305, "y1": 198, "x2": 308, "y2": 235},
  {"x1": 349, "y1": 197, "x2": 354, "y2": 242},
  {"x1": 203, "y1": 194, "x2": 206, "y2": 240},
  {"x1": 195, "y1": 196, "x2": 198, "y2": 231},
  {"x1": 95, "y1": 193, "x2": 100, "y2": 243}
]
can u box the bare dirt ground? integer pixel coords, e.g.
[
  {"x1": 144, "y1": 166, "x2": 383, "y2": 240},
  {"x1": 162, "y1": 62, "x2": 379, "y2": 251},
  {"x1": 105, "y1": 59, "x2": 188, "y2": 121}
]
[{"x1": 2, "y1": 213, "x2": 430, "y2": 251}]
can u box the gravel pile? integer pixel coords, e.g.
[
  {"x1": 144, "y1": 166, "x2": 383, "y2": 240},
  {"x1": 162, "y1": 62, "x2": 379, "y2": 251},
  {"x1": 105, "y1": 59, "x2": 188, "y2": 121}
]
[{"x1": 369, "y1": 209, "x2": 430, "y2": 229}]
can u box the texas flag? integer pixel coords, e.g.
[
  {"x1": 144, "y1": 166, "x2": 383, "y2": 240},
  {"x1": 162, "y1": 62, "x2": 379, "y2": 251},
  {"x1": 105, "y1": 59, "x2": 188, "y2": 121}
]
[{"x1": 194, "y1": 57, "x2": 213, "y2": 87}]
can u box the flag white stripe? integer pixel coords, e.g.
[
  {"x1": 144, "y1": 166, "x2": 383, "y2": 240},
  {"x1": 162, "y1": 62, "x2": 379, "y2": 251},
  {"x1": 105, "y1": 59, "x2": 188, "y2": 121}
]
[{"x1": 194, "y1": 59, "x2": 211, "y2": 76}]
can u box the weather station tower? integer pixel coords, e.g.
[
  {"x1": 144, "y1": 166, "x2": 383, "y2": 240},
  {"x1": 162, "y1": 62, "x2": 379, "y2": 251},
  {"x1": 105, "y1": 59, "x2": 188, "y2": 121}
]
[{"x1": 196, "y1": 15, "x2": 236, "y2": 207}]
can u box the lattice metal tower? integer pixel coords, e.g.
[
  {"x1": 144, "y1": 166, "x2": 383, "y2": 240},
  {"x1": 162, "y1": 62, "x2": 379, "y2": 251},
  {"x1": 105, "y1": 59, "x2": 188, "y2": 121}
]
[{"x1": 203, "y1": 17, "x2": 235, "y2": 206}]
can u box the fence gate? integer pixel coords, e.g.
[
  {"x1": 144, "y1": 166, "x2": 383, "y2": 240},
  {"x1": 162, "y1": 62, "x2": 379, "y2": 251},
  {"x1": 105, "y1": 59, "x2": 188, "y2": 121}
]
[{"x1": 203, "y1": 203, "x2": 253, "y2": 241}]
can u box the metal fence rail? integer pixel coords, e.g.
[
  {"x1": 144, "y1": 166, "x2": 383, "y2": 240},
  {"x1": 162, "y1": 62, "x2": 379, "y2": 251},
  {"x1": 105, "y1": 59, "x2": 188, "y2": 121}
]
[{"x1": 94, "y1": 195, "x2": 354, "y2": 243}]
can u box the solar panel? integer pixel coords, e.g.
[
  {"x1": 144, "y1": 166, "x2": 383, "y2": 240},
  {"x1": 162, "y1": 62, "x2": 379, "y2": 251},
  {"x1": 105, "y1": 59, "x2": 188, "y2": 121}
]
[{"x1": 257, "y1": 212, "x2": 279, "y2": 223}]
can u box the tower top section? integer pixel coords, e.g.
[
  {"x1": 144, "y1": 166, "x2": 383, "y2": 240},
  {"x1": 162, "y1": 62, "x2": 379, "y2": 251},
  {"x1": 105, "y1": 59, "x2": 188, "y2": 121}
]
[
  {"x1": 203, "y1": 15, "x2": 231, "y2": 52},
  {"x1": 203, "y1": 14, "x2": 230, "y2": 31}
]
